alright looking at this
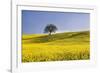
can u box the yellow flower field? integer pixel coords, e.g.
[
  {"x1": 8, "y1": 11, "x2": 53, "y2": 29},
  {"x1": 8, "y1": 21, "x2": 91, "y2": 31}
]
[{"x1": 22, "y1": 31, "x2": 90, "y2": 62}]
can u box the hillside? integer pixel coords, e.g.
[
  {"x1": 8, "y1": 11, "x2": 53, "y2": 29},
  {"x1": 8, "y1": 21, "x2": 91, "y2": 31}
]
[
  {"x1": 22, "y1": 31, "x2": 90, "y2": 62},
  {"x1": 22, "y1": 31, "x2": 90, "y2": 44}
]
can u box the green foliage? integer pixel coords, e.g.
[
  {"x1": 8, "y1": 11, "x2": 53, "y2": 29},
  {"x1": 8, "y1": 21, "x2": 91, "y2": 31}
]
[{"x1": 44, "y1": 24, "x2": 58, "y2": 35}]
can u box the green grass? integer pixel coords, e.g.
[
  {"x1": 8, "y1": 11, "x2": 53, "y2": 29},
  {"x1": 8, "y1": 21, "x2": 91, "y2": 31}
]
[{"x1": 22, "y1": 31, "x2": 90, "y2": 62}]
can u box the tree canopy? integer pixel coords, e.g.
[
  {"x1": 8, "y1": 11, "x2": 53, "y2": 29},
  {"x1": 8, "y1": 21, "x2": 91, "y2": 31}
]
[{"x1": 44, "y1": 24, "x2": 58, "y2": 35}]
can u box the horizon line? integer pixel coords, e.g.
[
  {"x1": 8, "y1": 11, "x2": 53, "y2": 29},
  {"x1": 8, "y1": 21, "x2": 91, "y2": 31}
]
[{"x1": 22, "y1": 30, "x2": 90, "y2": 35}]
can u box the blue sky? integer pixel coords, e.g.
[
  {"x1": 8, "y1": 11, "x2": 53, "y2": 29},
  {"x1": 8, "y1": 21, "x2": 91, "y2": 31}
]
[{"x1": 22, "y1": 10, "x2": 90, "y2": 34}]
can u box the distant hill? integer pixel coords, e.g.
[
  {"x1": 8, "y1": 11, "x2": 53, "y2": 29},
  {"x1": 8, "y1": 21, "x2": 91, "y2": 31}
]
[{"x1": 22, "y1": 31, "x2": 90, "y2": 44}]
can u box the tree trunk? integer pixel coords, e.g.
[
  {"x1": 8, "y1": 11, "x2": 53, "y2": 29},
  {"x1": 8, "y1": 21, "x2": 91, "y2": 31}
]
[{"x1": 49, "y1": 32, "x2": 51, "y2": 36}]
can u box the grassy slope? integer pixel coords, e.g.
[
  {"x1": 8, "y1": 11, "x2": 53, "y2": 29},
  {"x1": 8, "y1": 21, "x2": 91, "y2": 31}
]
[{"x1": 22, "y1": 31, "x2": 90, "y2": 62}]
